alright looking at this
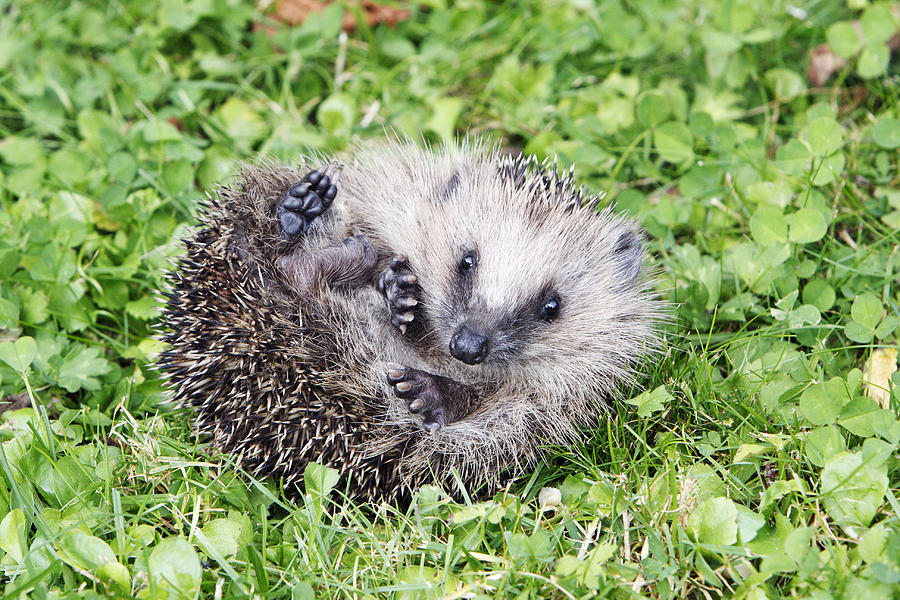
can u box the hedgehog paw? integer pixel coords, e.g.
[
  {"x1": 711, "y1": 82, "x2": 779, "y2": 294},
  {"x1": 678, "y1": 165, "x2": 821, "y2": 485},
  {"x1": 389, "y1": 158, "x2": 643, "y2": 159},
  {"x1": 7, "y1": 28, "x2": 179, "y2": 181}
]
[
  {"x1": 376, "y1": 255, "x2": 419, "y2": 335},
  {"x1": 276, "y1": 169, "x2": 338, "y2": 240},
  {"x1": 386, "y1": 366, "x2": 449, "y2": 433}
]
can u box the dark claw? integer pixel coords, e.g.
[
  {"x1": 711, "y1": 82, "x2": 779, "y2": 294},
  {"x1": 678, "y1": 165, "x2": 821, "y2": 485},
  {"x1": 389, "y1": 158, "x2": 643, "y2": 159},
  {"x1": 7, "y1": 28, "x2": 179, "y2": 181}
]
[
  {"x1": 378, "y1": 254, "x2": 420, "y2": 335},
  {"x1": 385, "y1": 366, "x2": 450, "y2": 432},
  {"x1": 276, "y1": 167, "x2": 337, "y2": 241}
]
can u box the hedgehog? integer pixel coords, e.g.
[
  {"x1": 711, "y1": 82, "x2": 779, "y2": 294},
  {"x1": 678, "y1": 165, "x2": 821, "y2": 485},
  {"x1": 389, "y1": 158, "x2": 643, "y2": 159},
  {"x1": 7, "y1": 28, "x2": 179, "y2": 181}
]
[{"x1": 157, "y1": 139, "x2": 658, "y2": 502}]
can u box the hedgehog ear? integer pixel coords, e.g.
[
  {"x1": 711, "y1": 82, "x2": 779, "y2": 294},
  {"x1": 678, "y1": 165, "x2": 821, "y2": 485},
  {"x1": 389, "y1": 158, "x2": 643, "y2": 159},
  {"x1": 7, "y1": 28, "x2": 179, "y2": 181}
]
[{"x1": 613, "y1": 230, "x2": 643, "y2": 284}]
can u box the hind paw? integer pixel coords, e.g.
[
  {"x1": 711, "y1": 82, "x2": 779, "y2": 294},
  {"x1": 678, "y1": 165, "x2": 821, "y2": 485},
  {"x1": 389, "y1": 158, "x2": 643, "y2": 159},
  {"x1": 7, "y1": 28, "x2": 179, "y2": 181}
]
[
  {"x1": 276, "y1": 169, "x2": 338, "y2": 240},
  {"x1": 386, "y1": 365, "x2": 448, "y2": 433},
  {"x1": 376, "y1": 255, "x2": 419, "y2": 335}
]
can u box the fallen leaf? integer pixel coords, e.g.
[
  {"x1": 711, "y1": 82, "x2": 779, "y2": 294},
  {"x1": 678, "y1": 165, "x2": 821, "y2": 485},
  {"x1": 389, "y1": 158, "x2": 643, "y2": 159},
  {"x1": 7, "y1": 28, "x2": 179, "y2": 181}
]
[
  {"x1": 864, "y1": 347, "x2": 898, "y2": 408},
  {"x1": 167, "y1": 116, "x2": 184, "y2": 131},
  {"x1": 808, "y1": 6, "x2": 900, "y2": 86},
  {"x1": 273, "y1": 0, "x2": 410, "y2": 32},
  {"x1": 0, "y1": 393, "x2": 30, "y2": 418},
  {"x1": 807, "y1": 43, "x2": 847, "y2": 88}
]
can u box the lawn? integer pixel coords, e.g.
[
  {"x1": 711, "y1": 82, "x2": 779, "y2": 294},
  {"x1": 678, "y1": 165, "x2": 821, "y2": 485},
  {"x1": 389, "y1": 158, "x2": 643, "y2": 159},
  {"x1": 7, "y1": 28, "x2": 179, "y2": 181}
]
[{"x1": 1, "y1": 0, "x2": 899, "y2": 598}]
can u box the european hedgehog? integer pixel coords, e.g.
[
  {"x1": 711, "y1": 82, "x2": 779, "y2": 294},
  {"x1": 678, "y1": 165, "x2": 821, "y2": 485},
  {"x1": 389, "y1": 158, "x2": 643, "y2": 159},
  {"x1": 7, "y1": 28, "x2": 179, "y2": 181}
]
[{"x1": 158, "y1": 139, "x2": 658, "y2": 502}]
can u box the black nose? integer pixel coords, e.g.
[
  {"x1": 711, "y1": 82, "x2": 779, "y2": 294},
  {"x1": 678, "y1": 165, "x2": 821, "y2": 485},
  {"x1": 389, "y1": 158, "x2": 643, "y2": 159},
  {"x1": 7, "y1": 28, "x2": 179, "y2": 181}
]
[{"x1": 449, "y1": 324, "x2": 489, "y2": 365}]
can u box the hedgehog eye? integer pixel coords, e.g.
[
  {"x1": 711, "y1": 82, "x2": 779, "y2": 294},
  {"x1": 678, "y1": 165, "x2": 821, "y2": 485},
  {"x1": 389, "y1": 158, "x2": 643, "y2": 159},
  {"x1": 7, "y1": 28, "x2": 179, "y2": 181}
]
[
  {"x1": 540, "y1": 295, "x2": 561, "y2": 320},
  {"x1": 458, "y1": 252, "x2": 477, "y2": 274}
]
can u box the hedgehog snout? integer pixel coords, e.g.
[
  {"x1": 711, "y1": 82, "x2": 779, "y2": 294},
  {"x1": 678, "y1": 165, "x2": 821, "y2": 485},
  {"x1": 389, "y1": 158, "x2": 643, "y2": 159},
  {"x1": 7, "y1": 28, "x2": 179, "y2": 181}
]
[{"x1": 449, "y1": 324, "x2": 489, "y2": 365}]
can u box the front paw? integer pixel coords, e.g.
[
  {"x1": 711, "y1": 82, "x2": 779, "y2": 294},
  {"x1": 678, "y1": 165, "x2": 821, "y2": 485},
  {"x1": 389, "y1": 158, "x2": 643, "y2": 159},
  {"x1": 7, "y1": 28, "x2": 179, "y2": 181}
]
[
  {"x1": 386, "y1": 365, "x2": 447, "y2": 433},
  {"x1": 376, "y1": 255, "x2": 419, "y2": 335},
  {"x1": 276, "y1": 169, "x2": 338, "y2": 240}
]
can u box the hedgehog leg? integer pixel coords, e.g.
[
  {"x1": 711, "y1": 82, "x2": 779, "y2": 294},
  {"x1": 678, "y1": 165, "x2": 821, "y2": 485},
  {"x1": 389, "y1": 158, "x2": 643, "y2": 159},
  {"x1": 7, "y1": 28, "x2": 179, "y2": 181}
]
[
  {"x1": 376, "y1": 255, "x2": 419, "y2": 335},
  {"x1": 279, "y1": 234, "x2": 378, "y2": 292},
  {"x1": 276, "y1": 169, "x2": 338, "y2": 240},
  {"x1": 386, "y1": 365, "x2": 477, "y2": 433}
]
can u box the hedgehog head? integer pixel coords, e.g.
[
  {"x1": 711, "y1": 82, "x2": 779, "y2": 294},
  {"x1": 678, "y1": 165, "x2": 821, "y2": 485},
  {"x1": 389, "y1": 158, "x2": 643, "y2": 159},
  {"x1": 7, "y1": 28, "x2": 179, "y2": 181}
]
[{"x1": 345, "y1": 141, "x2": 658, "y2": 403}]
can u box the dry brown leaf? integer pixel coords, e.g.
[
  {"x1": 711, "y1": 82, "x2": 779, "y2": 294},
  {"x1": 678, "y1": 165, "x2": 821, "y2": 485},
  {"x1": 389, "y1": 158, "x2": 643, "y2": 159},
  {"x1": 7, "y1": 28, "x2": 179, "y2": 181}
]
[
  {"x1": 0, "y1": 392, "x2": 31, "y2": 417},
  {"x1": 807, "y1": 4, "x2": 900, "y2": 86},
  {"x1": 864, "y1": 347, "x2": 898, "y2": 409},
  {"x1": 890, "y1": 33, "x2": 900, "y2": 52},
  {"x1": 807, "y1": 43, "x2": 847, "y2": 88},
  {"x1": 273, "y1": 0, "x2": 410, "y2": 32}
]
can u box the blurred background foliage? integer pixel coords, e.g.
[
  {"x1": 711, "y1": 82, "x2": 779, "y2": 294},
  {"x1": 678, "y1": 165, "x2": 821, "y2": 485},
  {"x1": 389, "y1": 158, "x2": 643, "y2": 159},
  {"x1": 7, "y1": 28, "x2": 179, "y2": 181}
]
[{"x1": 1, "y1": 0, "x2": 899, "y2": 598}]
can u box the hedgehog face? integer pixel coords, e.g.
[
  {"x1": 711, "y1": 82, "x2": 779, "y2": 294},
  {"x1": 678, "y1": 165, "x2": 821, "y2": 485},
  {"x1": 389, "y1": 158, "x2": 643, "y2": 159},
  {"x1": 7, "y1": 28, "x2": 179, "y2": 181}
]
[
  {"x1": 415, "y1": 161, "x2": 649, "y2": 391},
  {"x1": 344, "y1": 142, "x2": 656, "y2": 393},
  {"x1": 439, "y1": 234, "x2": 567, "y2": 367}
]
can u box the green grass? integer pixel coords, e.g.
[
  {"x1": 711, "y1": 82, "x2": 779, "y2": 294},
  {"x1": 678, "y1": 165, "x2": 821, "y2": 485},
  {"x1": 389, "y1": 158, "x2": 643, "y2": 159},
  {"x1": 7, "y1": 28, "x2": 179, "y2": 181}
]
[{"x1": 1, "y1": 0, "x2": 899, "y2": 598}]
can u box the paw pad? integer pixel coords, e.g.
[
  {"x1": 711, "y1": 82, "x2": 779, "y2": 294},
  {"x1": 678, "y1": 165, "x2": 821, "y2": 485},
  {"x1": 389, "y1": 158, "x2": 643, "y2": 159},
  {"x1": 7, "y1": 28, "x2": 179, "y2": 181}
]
[{"x1": 276, "y1": 169, "x2": 338, "y2": 240}]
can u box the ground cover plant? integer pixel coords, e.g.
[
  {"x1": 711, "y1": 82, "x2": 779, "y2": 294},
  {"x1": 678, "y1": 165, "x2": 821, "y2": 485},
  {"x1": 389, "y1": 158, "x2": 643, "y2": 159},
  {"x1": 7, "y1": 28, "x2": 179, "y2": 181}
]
[{"x1": 0, "y1": 0, "x2": 899, "y2": 598}]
